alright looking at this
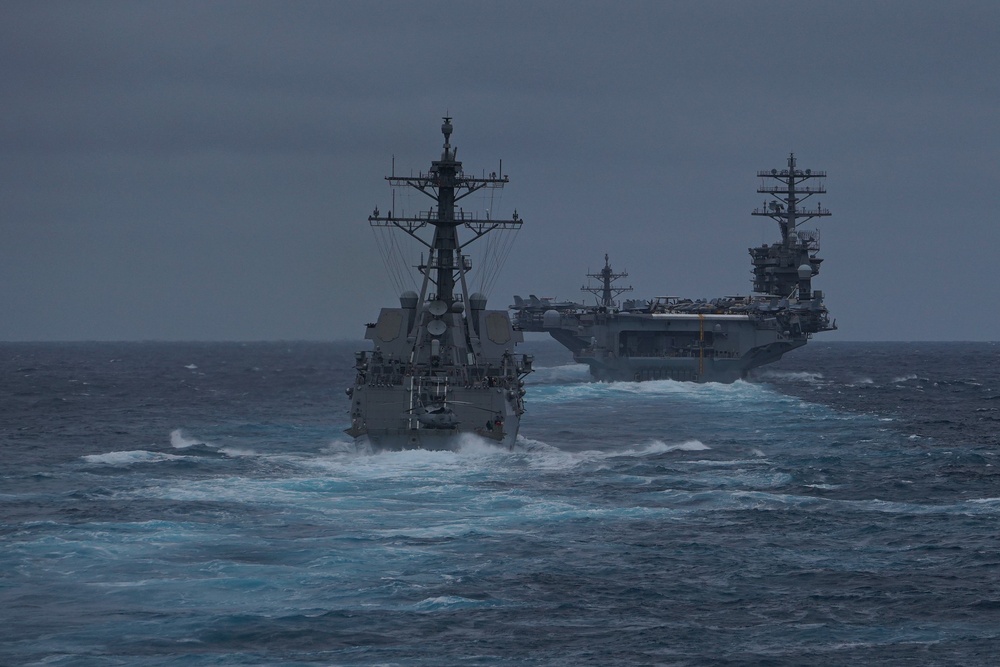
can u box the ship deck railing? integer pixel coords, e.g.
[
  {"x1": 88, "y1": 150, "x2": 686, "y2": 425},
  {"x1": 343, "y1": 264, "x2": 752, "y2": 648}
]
[{"x1": 365, "y1": 363, "x2": 521, "y2": 389}]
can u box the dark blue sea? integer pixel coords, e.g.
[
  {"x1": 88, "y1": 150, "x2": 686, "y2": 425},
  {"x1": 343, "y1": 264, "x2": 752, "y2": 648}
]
[{"x1": 3, "y1": 340, "x2": 1000, "y2": 666}]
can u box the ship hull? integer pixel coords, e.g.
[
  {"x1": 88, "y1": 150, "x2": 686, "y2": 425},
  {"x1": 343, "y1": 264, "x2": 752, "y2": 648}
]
[
  {"x1": 578, "y1": 339, "x2": 806, "y2": 382},
  {"x1": 347, "y1": 378, "x2": 523, "y2": 450},
  {"x1": 518, "y1": 310, "x2": 816, "y2": 383}
]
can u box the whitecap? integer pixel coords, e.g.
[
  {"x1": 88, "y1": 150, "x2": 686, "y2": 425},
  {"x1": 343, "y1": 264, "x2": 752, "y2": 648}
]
[
  {"x1": 412, "y1": 596, "x2": 488, "y2": 611},
  {"x1": 623, "y1": 439, "x2": 710, "y2": 455},
  {"x1": 170, "y1": 429, "x2": 213, "y2": 449},
  {"x1": 82, "y1": 450, "x2": 186, "y2": 465},
  {"x1": 219, "y1": 447, "x2": 258, "y2": 457},
  {"x1": 512, "y1": 434, "x2": 559, "y2": 453},
  {"x1": 454, "y1": 432, "x2": 511, "y2": 455},
  {"x1": 322, "y1": 438, "x2": 368, "y2": 455},
  {"x1": 669, "y1": 439, "x2": 710, "y2": 452},
  {"x1": 755, "y1": 370, "x2": 825, "y2": 383},
  {"x1": 525, "y1": 363, "x2": 591, "y2": 385}
]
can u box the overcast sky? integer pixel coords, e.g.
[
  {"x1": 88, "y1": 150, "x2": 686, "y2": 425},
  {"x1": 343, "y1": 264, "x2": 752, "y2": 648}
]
[{"x1": 2, "y1": 1, "x2": 997, "y2": 341}]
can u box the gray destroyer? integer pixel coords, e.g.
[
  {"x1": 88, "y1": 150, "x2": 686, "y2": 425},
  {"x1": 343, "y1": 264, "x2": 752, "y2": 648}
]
[
  {"x1": 346, "y1": 119, "x2": 532, "y2": 449},
  {"x1": 512, "y1": 154, "x2": 835, "y2": 382}
]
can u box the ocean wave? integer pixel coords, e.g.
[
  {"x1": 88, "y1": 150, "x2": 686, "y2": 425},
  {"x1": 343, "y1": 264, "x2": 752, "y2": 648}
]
[
  {"x1": 303, "y1": 433, "x2": 716, "y2": 477},
  {"x1": 528, "y1": 376, "x2": 776, "y2": 404},
  {"x1": 755, "y1": 370, "x2": 826, "y2": 383},
  {"x1": 218, "y1": 447, "x2": 258, "y2": 457},
  {"x1": 322, "y1": 438, "x2": 369, "y2": 455},
  {"x1": 620, "y1": 439, "x2": 710, "y2": 455},
  {"x1": 411, "y1": 596, "x2": 496, "y2": 611},
  {"x1": 525, "y1": 363, "x2": 591, "y2": 385},
  {"x1": 170, "y1": 429, "x2": 214, "y2": 449},
  {"x1": 81, "y1": 450, "x2": 187, "y2": 466}
]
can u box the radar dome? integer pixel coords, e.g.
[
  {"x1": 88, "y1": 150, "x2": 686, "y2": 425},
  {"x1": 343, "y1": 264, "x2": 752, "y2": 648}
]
[
  {"x1": 798, "y1": 264, "x2": 813, "y2": 279},
  {"x1": 469, "y1": 293, "x2": 488, "y2": 311},
  {"x1": 399, "y1": 291, "x2": 419, "y2": 309},
  {"x1": 542, "y1": 309, "x2": 562, "y2": 328}
]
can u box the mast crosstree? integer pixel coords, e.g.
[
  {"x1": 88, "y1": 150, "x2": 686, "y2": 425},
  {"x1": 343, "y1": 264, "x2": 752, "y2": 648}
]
[
  {"x1": 752, "y1": 152, "x2": 830, "y2": 243},
  {"x1": 582, "y1": 254, "x2": 633, "y2": 308},
  {"x1": 368, "y1": 117, "x2": 522, "y2": 305}
]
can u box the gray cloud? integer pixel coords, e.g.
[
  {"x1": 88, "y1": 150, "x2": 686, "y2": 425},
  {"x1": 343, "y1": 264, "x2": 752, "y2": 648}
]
[{"x1": 2, "y1": 1, "x2": 998, "y2": 340}]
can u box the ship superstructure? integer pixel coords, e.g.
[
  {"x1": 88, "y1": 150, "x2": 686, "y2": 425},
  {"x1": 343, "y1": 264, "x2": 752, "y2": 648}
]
[
  {"x1": 347, "y1": 119, "x2": 532, "y2": 449},
  {"x1": 512, "y1": 154, "x2": 835, "y2": 382}
]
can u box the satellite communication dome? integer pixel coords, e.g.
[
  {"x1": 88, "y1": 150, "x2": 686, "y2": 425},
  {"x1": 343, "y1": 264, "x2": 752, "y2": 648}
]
[
  {"x1": 542, "y1": 310, "x2": 561, "y2": 328},
  {"x1": 399, "y1": 291, "x2": 419, "y2": 309},
  {"x1": 469, "y1": 293, "x2": 488, "y2": 311}
]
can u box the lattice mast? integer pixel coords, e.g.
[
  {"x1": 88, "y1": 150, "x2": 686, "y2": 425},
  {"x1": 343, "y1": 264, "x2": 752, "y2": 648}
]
[{"x1": 582, "y1": 254, "x2": 633, "y2": 308}]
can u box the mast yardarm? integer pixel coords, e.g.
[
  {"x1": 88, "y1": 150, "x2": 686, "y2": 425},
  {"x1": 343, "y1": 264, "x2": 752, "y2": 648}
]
[
  {"x1": 368, "y1": 117, "x2": 522, "y2": 305},
  {"x1": 582, "y1": 254, "x2": 633, "y2": 308}
]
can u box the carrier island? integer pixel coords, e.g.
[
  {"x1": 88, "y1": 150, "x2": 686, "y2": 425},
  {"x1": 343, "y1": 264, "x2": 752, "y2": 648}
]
[
  {"x1": 346, "y1": 118, "x2": 532, "y2": 450},
  {"x1": 512, "y1": 154, "x2": 835, "y2": 382}
]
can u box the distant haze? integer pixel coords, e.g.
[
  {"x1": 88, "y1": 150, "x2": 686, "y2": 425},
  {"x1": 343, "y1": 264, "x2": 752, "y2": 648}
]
[{"x1": 2, "y1": 1, "x2": 998, "y2": 341}]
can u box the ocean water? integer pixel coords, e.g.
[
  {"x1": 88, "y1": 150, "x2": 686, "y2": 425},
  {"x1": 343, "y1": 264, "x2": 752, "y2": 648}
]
[{"x1": 3, "y1": 340, "x2": 1000, "y2": 666}]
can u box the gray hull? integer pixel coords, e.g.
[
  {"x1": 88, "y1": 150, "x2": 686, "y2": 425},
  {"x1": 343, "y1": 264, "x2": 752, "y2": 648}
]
[
  {"x1": 578, "y1": 338, "x2": 806, "y2": 383},
  {"x1": 531, "y1": 311, "x2": 812, "y2": 383},
  {"x1": 347, "y1": 380, "x2": 522, "y2": 450}
]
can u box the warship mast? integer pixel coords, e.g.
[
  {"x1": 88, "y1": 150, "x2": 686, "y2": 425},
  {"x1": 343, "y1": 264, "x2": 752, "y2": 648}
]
[
  {"x1": 750, "y1": 153, "x2": 831, "y2": 301},
  {"x1": 581, "y1": 254, "x2": 633, "y2": 309},
  {"x1": 368, "y1": 118, "x2": 521, "y2": 346}
]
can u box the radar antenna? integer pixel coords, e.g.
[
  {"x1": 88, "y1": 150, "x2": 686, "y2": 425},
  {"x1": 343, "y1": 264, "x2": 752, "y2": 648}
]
[
  {"x1": 751, "y1": 152, "x2": 830, "y2": 243},
  {"x1": 748, "y1": 154, "x2": 832, "y2": 301},
  {"x1": 368, "y1": 117, "x2": 522, "y2": 306},
  {"x1": 581, "y1": 254, "x2": 633, "y2": 308}
]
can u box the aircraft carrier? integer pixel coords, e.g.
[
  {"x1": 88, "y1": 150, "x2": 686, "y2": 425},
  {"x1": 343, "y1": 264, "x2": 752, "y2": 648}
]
[
  {"x1": 512, "y1": 154, "x2": 835, "y2": 383},
  {"x1": 346, "y1": 118, "x2": 532, "y2": 449}
]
